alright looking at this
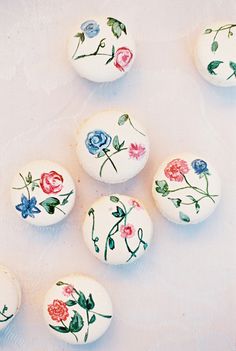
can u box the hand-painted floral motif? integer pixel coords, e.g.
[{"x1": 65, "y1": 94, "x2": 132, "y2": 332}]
[
  {"x1": 120, "y1": 224, "x2": 135, "y2": 239},
  {"x1": 85, "y1": 130, "x2": 112, "y2": 155},
  {"x1": 129, "y1": 199, "x2": 142, "y2": 209},
  {"x1": 191, "y1": 159, "x2": 209, "y2": 175},
  {"x1": 72, "y1": 17, "x2": 133, "y2": 72},
  {"x1": 81, "y1": 20, "x2": 100, "y2": 38},
  {"x1": 164, "y1": 159, "x2": 189, "y2": 182},
  {"x1": 13, "y1": 172, "x2": 74, "y2": 218},
  {"x1": 204, "y1": 24, "x2": 236, "y2": 81},
  {"x1": 40, "y1": 171, "x2": 64, "y2": 194},
  {"x1": 0, "y1": 305, "x2": 13, "y2": 323},
  {"x1": 128, "y1": 143, "x2": 146, "y2": 160},
  {"x1": 48, "y1": 281, "x2": 112, "y2": 343},
  {"x1": 62, "y1": 284, "x2": 74, "y2": 297},
  {"x1": 88, "y1": 196, "x2": 148, "y2": 263},
  {"x1": 15, "y1": 194, "x2": 41, "y2": 219},
  {"x1": 155, "y1": 158, "x2": 219, "y2": 223},
  {"x1": 48, "y1": 300, "x2": 69, "y2": 322},
  {"x1": 114, "y1": 47, "x2": 133, "y2": 72},
  {"x1": 85, "y1": 115, "x2": 146, "y2": 178}
]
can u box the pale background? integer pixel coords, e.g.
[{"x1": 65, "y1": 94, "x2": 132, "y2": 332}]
[{"x1": 0, "y1": 1, "x2": 236, "y2": 350}]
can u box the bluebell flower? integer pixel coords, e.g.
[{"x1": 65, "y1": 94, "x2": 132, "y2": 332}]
[
  {"x1": 191, "y1": 159, "x2": 208, "y2": 175},
  {"x1": 16, "y1": 194, "x2": 41, "y2": 219},
  {"x1": 80, "y1": 20, "x2": 100, "y2": 38},
  {"x1": 85, "y1": 130, "x2": 112, "y2": 155}
]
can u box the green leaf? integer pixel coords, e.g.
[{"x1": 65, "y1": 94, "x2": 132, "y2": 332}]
[
  {"x1": 229, "y1": 61, "x2": 236, "y2": 72},
  {"x1": 107, "y1": 17, "x2": 127, "y2": 38},
  {"x1": 118, "y1": 114, "x2": 129, "y2": 126},
  {"x1": 78, "y1": 291, "x2": 87, "y2": 309},
  {"x1": 186, "y1": 195, "x2": 196, "y2": 202},
  {"x1": 95, "y1": 245, "x2": 100, "y2": 253},
  {"x1": 86, "y1": 293, "x2": 95, "y2": 310},
  {"x1": 39, "y1": 197, "x2": 60, "y2": 214},
  {"x1": 195, "y1": 202, "x2": 200, "y2": 214},
  {"x1": 31, "y1": 182, "x2": 39, "y2": 191},
  {"x1": 204, "y1": 28, "x2": 212, "y2": 34},
  {"x1": 211, "y1": 40, "x2": 218, "y2": 52},
  {"x1": 88, "y1": 208, "x2": 94, "y2": 216},
  {"x1": 179, "y1": 211, "x2": 190, "y2": 223},
  {"x1": 26, "y1": 171, "x2": 32, "y2": 183},
  {"x1": 155, "y1": 180, "x2": 169, "y2": 197},
  {"x1": 74, "y1": 32, "x2": 85, "y2": 43},
  {"x1": 143, "y1": 242, "x2": 148, "y2": 250},
  {"x1": 168, "y1": 198, "x2": 182, "y2": 208},
  {"x1": 66, "y1": 300, "x2": 77, "y2": 307},
  {"x1": 108, "y1": 237, "x2": 115, "y2": 250},
  {"x1": 207, "y1": 60, "x2": 223, "y2": 75},
  {"x1": 49, "y1": 324, "x2": 69, "y2": 333},
  {"x1": 89, "y1": 314, "x2": 96, "y2": 324},
  {"x1": 112, "y1": 135, "x2": 120, "y2": 151},
  {"x1": 69, "y1": 310, "x2": 84, "y2": 333},
  {"x1": 110, "y1": 195, "x2": 119, "y2": 203},
  {"x1": 112, "y1": 206, "x2": 125, "y2": 218}
]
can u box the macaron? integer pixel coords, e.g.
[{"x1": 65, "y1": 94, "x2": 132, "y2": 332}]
[
  {"x1": 43, "y1": 274, "x2": 112, "y2": 344},
  {"x1": 83, "y1": 194, "x2": 153, "y2": 265},
  {"x1": 11, "y1": 160, "x2": 76, "y2": 226},
  {"x1": 0, "y1": 265, "x2": 21, "y2": 330},
  {"x1": 76, "y1": 110, "x2": 149, "y2": 184},
  {"x1": 152, "y1": 153, "x2": 221, "y2": 224},
  {"x1": 195, "y1": 22, "x2": 236, "y2": 86},
  {"x1": 68, "y1": 16, "x2": 135, "y2": 82}
]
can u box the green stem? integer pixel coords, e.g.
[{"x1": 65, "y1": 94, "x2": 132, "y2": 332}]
[
  {"x1": 72, "y1": 38, "x2": 81, "y2": 59},
  {"x1": 19, "y1": 173, "x2": 30, "y2": 200},
  {"x1": 61, "y1": 320, "x2": 78, "y2": 342},
  {"x1": 128, "y1": 118, "x2": 145, "y2": 136},
  {"x1": 181, "y1": 174, "x2": 206, "y2": 196},
  {"x1": 90, "y1": 310, "x2": 112, "y2": 318},
  {"x1": 227, "y1": 71, "x2": 236, "y2": 80},
  {"x1": 103, "y1": 149, "x2": 118, "y2": 174},
  {"x1": 84, "y1": 309, "x2": 90, "y2": 343},
  {"x1": 213, "y1": 24, "x2": 236, "y2": 41},
  {"x1": 180, "y1": 194, "x2": 217, "y2": 205},
  {"x1": 12, "y1": 178, "x2": 40, "y2": 191},
  {"x1": 55, "y1": 207, "x2": 66, "y2": 215},
  {"x1": 0, "y1": 311, "x2": 13, "y2": 323},
  {"x1": 126, "y1": 228, "x2": 147, "y2": 263},
  {"x1": 90, "y1": 209, "x2": 98, "y2": 252},
  {"x1": 99, "y1": 147, "x2": 128, "y2": 177},
  {"x1": 74, "y1": 38, "x2": 112, "y2": 60}
]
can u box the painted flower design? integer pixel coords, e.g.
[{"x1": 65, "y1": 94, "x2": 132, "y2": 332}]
[
  {"x1": 191, "y1": 159, "x2": 208, "y2": 175},
  {"x1": 164, "y1": 159, "x2": 189, "y2": 182},
  {"x1": 40, "y1": 171, "x2": 64, "y2": 194},
  {"x1": 85, "y1": 130, "x2": 112, "y2": 155},
  {"x1": 129, "y1": 199, "x2": 141, "y2": 209},
  {"x1": 15, "y1": 194, "x2": 41, "y2": 218},
  {"x1": 114, "y1": 47, "x2": 133, "y2": 72},
  {"x1": 120, "y1": 224, "x2": 135, "y2": 239},
  {"x1": 128, "y1": 143, "x2": 146, "y2": 160},
  {"x1": 62, "y1": 284, "x2": 74, "y2": 297},
  {"x1": 48, "y1": 300, "x2": 69, "y2": 322},
  {"x1": 80, "y1": 20, "x2": 100, "y2": 38}
]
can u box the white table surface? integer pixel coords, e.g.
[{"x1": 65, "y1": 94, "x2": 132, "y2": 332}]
[{"x1": 0, "y1": 1, "x2": 236, "y2": 350}]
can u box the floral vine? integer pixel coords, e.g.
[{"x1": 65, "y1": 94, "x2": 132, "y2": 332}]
[{"x1": 0, "y1": 305, "x2": 13, "y2": 323}]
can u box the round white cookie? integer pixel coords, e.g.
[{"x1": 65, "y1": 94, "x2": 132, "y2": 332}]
[
  {"x1": 11, "y1": 160, "x2": 76, "y2": 226},
  {"x1": 76, "y1": 110, "x2": 149, "y2": 184},
  {"x1": 43, "y1": 274, "x2": 112, "y2": 344},
  {"x1": 83, "y1": 194, "x2": 153, "y2": 265},
  {"x1": 195, "y1": 22, "x2": 236, "y2": 86},
  {"x1": 152, "y1": 153, "x2": 221, "y2": 224},
  {"x1": 0, "y1": 265, "x2": 21, "y2": 330},
  {"x1": 68, "y1": 16, "x2": 135, "y2": 82}
]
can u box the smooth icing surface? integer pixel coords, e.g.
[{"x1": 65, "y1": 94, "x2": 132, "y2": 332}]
[
  {"x1": 43, "y1": 274, "x2": 112, "y2": 344},
  {"x1": 68, "y1": 16, "x2": 135, "y2": 82},
  {"x1": 152, "y1": 153, "x2": 221, "y2": 224},
  {"x1": 195, "y1": 22, "x2": 236, "y2": 86},
  {"x1": 76, "y1": 110, "x2": 149, "y2": 184},
  {"x1": 0, "y1": 265, "x2": 21, "y2": 330},
  {"x1": 83, "y1": 194, "x2": 153, "y2": 265},
  {"x1": 11, "y1": 160, "x2": 76, "y2": 226}
]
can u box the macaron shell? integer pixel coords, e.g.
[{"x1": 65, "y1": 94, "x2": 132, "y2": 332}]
[
  {"x1": 43, "y1": 274, "x2": 112, "y2": 344},
  {"x1": 11, "y1": 160, "x2": 76, "y2": 226},
  {"x1": 0, "y1": 266, "x2": 21, "y2": 330},
  {"x1": 76, "y1": 110, "x2": 149, "y2": 184},
  {"x1": 68, "y1": 16, "x2": 135, "y2": 82},
  {"x1": 83, "y1": 194, "x2": 153, "y2": 265},
  {"x1": 152, "y1": 153, "x2": 221, "y2": 224},
  {"x1": 195, "y1": 22, "x2": 236, "y2": 86}
]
